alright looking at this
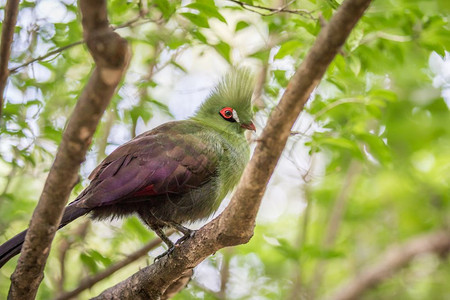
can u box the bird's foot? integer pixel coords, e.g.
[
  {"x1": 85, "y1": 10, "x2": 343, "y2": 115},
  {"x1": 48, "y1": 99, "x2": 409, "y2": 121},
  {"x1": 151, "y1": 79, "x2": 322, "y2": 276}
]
[
  {"x1": 175, "y1": 229, "x2": 196, "y2": 246},
  {"x1": 153, "y1": 230, "x2": 196, "y2": 261},
  {"x1": 167, "y1": 221, "x2": 196, "y2": 245},
  {"x1": 154, "y1": 246, "x2": 175, "y2": 262},
  {"x1": 152, "y1": 222, "x2": 196, "y2": 261}
]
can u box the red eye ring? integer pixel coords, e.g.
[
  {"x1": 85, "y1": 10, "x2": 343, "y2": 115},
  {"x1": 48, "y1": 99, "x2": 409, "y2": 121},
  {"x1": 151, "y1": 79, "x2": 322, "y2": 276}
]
[{"x1": 219, "y1": 107, "x2": 233, "y2": 119}]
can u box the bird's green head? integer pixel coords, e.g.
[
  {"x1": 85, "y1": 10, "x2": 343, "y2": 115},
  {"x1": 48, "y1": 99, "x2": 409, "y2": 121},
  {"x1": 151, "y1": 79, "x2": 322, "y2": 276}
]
[{"x1": 192, "y1": 68, "x2": 255, "y2": 134}]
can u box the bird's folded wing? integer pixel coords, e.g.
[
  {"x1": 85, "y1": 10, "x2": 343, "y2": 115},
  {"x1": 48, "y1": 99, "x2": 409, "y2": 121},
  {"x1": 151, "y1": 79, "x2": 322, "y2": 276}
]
[{"x1": 77, "y1": 123, "x2": 219, "y2": 208}]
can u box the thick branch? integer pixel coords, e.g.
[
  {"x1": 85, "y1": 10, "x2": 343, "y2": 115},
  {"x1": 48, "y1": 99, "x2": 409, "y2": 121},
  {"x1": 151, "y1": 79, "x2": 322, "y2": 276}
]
[
  {"x1": 218, "y1": 0, "x2": 371, "y2": 243},
  {"x1": 7, "y1": 0, "x2": 130, "y2": 298},
  {"x1": 93, "y1": 0, "x2": 372, "y2": 298},
  {"x1": 329, "y1": 230, "x2": 450, "y2": 300},
  {"x1": 0, "y1": 0, "x2": 20, "y2": 119}
]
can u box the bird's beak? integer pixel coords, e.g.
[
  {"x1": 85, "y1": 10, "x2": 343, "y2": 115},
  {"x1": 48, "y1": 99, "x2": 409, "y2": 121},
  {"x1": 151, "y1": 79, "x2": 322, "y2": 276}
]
[{"x1": 240, "y1": 122, "x2": 256, "y2": 132}]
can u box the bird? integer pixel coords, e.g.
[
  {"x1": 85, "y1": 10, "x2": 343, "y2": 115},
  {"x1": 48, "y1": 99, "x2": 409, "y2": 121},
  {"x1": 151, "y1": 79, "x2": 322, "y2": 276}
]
[{"x1": 0, "y1": 68, "x2": 256, "y2": 267}]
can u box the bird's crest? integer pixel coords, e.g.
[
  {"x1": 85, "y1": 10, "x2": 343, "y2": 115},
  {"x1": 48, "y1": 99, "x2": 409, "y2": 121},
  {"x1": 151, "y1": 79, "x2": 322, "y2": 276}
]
[
  {"x1": 194, "y1": 68, "x2": 255, "y2": 125},
  {"x1": 207, "y1": 67, "x2": 254, "y2": 110}
]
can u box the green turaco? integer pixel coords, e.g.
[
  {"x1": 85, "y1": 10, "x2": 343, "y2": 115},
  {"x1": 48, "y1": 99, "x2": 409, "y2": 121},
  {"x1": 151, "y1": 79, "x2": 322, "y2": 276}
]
[{"x1": 0, "y1": 68, "x2": 255, "y2": 267}]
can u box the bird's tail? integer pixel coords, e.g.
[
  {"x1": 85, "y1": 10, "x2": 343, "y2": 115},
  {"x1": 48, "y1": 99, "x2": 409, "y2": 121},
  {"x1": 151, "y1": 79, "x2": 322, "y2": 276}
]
[{"x1": 0, "y1": 204, "x2": 90, "y2": 268}]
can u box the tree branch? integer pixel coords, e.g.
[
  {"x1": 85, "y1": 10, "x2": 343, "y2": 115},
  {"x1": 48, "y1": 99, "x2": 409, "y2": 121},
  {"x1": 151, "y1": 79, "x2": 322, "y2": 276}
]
[
  {"x1": 309, "y1": 160, "x2": 361, "y2": 298},
  {"x1": 92, "y1": 0, "x2": 372, "y2": 298},
  {"x1": 8, "y1": 13, "x2": 158, "y2": 75},
  {"x1": 55, "y1": 221, "x2": 90, "y2": 296},
  {"x1": 228, "y1": 0, "x2": 317, "y2": 19},
  {"x1": 54, "y1": 232, "x2": 173, "y2": 300},
  {"x1": 328, "y1": 230, "x2": 450, "y2": 300},
  {"x1": 0, "y1": 0, "x2": 20, "y2": 119},
  {"x1": 7, "y1": 0, "x2": 130, "y2": 298},
  {"x1": 8, "y1": 41, "x2": 84, "y2": 74}
]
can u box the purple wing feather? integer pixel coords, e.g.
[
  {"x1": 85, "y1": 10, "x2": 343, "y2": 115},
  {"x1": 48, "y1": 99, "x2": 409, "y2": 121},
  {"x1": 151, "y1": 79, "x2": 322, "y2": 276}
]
[{"x1": 77, "y1": 121, "x2": 218, "y2": 209}]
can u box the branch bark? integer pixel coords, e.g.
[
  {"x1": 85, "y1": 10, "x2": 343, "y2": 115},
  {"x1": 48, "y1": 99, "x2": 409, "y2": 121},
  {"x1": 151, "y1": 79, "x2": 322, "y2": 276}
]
[
  {"x1": 7, "y1": 1, "x2": 130, "y2": 299},
  {"x1": 0, "y1": 0, "x2": 20, "y2": 119},
  {"x1": 328, "y1": 230, "x2": 450, "y2": 300},
  {"x1": 93, "y1": 0, "x2": 372, "y2": 298}
]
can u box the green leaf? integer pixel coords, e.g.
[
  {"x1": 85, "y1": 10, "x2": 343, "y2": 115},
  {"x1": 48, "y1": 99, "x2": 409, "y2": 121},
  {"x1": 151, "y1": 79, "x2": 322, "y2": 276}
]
[
  {"x1": 369, "y1": 89, "x2": 398, "y2": 102},
  {"x1": 324, "y1": 0, "x2": 339, "y2": 10},
  {"x1": 167, "y1": 36, "x2": 186, "y2": 50},
  {"x1": 181, "y1": 12, "x2": 210, "y2": 28},
  {"x1": 316, "y1": 136, "x2": 363, "y2": 158},
  {"x1": 358, "y1": 133, "x2": 392, "y2": 164},
  {"x1": 43, "y1": 125, "x2": 63, "y2": 143},
  {"x1": 273, "y1": 238, "x2": 300, "y2": 261},
  {"x1": 273, "y1": 70, "x2": 288, "y2": 86},
  {"x1": 170, "y1": 60, "x2": 187, "y2": 73},
  {"x1": 348, "y1": 56, "x2": 361, "y2": 76},
  {"x1": 123, "y1": 217, "x2": 153, "y2": 242},
  {"x1": 149, "y1": 98, "x2": 175, "y2": 118},
  {"x1": 154, "y1": 0, "x2": 175, "y2": 19},
  {"x1": 235, "y1": 21, "x2": 250, "y2": 32},
  {"x1": 302, "y1": 245, "x2": 344, "y2": 259},
  {"x1": 87, "y1": 250, "x2": 112, "y2": 267},
  {"x1": 3, "y1": 103, "x2": 22, "y2": 116},
  {"x1": 274, "y1": 40, "x2": 302, "y2": 59},
  {"x1": 80, "y1": 253, "x2": 98, "y2": 273},
  {"x1": 249, "y1": 48, "x2": 270, "y2": 61},
  {"x1": 191, "y1": 29, "x2": 207, "y2": 43},
  {"x1": 130, "y1": 104, "x2": 153, "y2": 124},
  {"x1": 213, "y1": 41, "x2": 231, "y2": 63},
  {"x1": 186, "y1": 3, "x2": 227, "y2": 24}
]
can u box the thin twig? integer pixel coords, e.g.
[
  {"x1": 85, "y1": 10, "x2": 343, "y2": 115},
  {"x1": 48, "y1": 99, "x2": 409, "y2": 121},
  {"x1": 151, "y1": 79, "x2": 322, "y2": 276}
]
[
  {"x1": 314, "y1": 97, "x2": 366, "y2": 119},
  {"x1": 287, "y1": 155, "x2": 316, "y2": 300},
  {"x1": 96, "y1": 109, "x2": 116, "y2": 162},
  {"x1": 9, "y1": 14, "x2": 158, "y2": 74},
  {"x1": 217, "y1": 248, "x2": 232, "y2": 299},
  {"x1": 55, "y1": 221, "x2": 90, "y2": 296},
  {"x1": 228, "y1": 0, "x2": 317, "y2": 19},
  {"x1": 0, "y1": 0, "x2": 20, "y2": 119},
  {"x1": 8, "y1": 41, "x2": 84, "y2": 74},
  {"x1": 253, "y1": 63, "x2": 268, "y2": 110},
  {"x1": 309, "y1": 160, "x2": 361, "y2": 299},
  {"x1": 328, "y1": 230, "x2": 450, "y2": 300},
  {"x1": 360, "y1": 31, "x2": 412, "y2": 45},
  {"x1": 132, "y1": 42, "x2": 161, "y2": 137},
  {"x1": 54, "y1": 231, "x2": 173, "y2": 300}
]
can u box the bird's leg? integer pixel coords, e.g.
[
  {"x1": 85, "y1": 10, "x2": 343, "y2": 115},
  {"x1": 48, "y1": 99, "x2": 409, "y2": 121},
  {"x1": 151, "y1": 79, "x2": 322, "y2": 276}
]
[
  {"x1": 153, "y1": 227, "x2": 174, "y2": 249},
  {"x1": 153, "y1": 227, "x2": 176, "y2": 261},
  {"x1": 168, "y1": 221, "x2": 196, "y2": 245},
  {"x1": 144, "y1": 220, "x2": 175, "y2": 261}
]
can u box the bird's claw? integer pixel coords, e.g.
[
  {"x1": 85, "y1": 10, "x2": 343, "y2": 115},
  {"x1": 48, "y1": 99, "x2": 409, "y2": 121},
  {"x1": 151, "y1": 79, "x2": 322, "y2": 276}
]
[
  {"x1": 154, "y1": 246, "x2": 175, "y2": 262},
  {"x1": 175, "y1": 229, "x2": 196, "y2": 246},
  {"x1": 153, "y1": 226, "x2": 196, "y2": 262}
]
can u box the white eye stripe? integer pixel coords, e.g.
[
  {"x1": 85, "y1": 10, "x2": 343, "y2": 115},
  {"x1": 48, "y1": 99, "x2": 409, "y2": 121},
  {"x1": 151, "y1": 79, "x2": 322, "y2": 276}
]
[{"x1": 232, "y1": 110, "x2": 240, "y2": 123}]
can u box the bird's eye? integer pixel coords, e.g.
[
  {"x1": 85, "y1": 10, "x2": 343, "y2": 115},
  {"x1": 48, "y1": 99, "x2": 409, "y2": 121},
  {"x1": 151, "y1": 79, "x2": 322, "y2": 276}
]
[
  {"x1": 224, "y1": 110, "x2": 232, "y2": 117},
  {"x1": 219, "y1": 107, "x2": 236, "y2": 122}
]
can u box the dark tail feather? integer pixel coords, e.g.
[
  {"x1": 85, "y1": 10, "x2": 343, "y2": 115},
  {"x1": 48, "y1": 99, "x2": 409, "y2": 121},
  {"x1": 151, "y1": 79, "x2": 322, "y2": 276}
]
[{"x1": 0, "y1": 205, "x2": 90, "y2": 268}]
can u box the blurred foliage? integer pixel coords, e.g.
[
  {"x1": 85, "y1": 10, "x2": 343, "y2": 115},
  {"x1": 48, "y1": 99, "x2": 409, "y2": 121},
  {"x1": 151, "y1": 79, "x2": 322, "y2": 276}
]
[{"x1": 1, "y1": 0, "x2": 450, "y2": 299}]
